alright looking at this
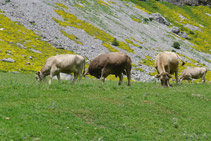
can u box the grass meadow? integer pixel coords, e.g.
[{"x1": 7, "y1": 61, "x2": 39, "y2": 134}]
[{"x1": 0, "y1": 72, "x2": 210, "y2": 140}]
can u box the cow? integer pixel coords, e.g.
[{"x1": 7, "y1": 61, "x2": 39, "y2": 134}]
[
  {"x1": 36, "y1": 54, "x2": 85, "y2": 84},
  {"x1": 179, "y1": 67, "x2": 207, "y2": 83},
  {"x1": 155, "y1": 51, "x2": 185, "y2": 87},
  {"x1": 84, "y1": 52, "x2": 132, "y2": 86}
]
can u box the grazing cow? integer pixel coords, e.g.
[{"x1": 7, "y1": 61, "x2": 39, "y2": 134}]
[
  {"x1": 179, "y1": 67, "x2": 207, "y2": 83},
  {"x1": 155, "y1": 51, "x2": 185, "y2": 87},
  {"x1": 36, "y1": 54, "x2": 85, "y2": 84},
  {"x1": 85, "y1": 52, "x2": 132, "y2": 86}
]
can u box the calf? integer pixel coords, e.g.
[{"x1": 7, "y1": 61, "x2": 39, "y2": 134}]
[
  {"x1": 179, "y1": 67, "x2": 207, "y2": 83},
  {"x1": 85, "y1": 52, "x2": 132, "y2": 86},
  {"x1": 36, "y1": 54, "x2": 85, "y2": 84}
]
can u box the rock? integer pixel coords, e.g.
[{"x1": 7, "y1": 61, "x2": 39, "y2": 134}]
[
  {"x1": 0, "y1": 58, "x2": 15, "y2": 63},
  {"x1": 184, "y1": 24, "x2": 201, "y2": 31},
  {"x1": 30, "y1": 48, "x2": 42, "y2": 53},
  {"x1": 29, "y1": 56, "x2": 33, "y2": 60},
  {"x1": 16, "y1": 43, "x2": 26, "y2": 49},
  {"x1": 178, "y1": 32, "x2": 189, "y2": 39},
  {"x1": 151, "y1": 13, "x2": 170, "y2": 26},
  {"x1": 10, "y1": 71, "x2": 19, "y2": 74},
  {"x1": 171, "y1": 26, "x2": 180, "y2": 34},
  {"x1": 53, "y1": 73, "x2": 73, "y2": 80}
]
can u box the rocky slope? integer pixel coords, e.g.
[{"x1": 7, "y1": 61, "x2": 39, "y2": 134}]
[{"x1": 1, "y1": 0, "x2": 211, "y2": 81}]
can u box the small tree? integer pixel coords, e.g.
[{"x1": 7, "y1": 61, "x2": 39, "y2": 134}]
[{"x1": 112, "y1": 38, "x2": 119, "y2": 46}]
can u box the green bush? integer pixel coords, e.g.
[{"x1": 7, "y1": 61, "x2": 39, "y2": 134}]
[
  {"x1": 112, "y1": 38, "x2": 119, "y2": 46},
  {"x1": 189, "y1": 31, "x2": 194, "y2": 35},
  {"x1": 172, "y1": 42, "x2": 180, "y2": 49}
]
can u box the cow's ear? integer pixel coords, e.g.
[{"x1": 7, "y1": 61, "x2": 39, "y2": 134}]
[
  {"x1": 167, "y1": 73, "x2": 172, "y2": 78},
  {"x1": 155, "y1": 74, "x2": 161, "y2": 78}
]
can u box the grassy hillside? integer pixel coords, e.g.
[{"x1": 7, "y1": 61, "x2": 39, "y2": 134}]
[{"x1": 0, "y1": 72, "x2": 210, "y2": 140}]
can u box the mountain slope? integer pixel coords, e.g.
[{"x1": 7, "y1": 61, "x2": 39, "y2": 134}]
[{"x1": 1, "y1": 0, "x2": 211, "y2": 81}]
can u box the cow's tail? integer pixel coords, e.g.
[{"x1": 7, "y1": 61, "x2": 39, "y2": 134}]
[{"x1": 176, "y1": 54, "x2": 185, "y2": 66}]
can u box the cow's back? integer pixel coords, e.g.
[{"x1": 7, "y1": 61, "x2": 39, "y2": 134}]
[
  {"x1": 155, "y1": 51, "x2": 179, "y2": 73},
  {"x1": 88, "y1": 52, "x2": 131, "y2": 77},
  {"x1": 187, "y1": 67, "x2": 207, "y2": 79}
]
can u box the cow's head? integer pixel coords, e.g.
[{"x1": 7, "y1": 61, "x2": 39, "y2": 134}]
[
  {"x1": 35, "y1": 71, "x2": 45, "y2": 82},
  {"x1": 155, "y1": 72, "x2": 172, "y2": 87}
]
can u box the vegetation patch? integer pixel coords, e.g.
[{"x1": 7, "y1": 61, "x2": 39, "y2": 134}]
[
  {"x1": 102, "y1": 42, "x2": 119, "y2": 52},
  {"x1": 125, "y1": 39, "x2": 140, "y2": 47},
  {"x1": 0, "y1": 72, "x2": 210, "y2": 140},
  {"x1": 53, "y1": 9, "x2": 134, "y2": 52},
  {"x1": 55, "y1": 3, "x2": 69, "y2": 9},
  {"x1": 0, "y1": 12, "x2": 73, "y2": 73},
  {"x1": 61, "y1": 30, "x2": 83, "y2": 45},
  {"x1": 140, "y1": 56, "x2": 155, "y2": 67},
  {"x1": 128, "y1": 0, "x2": 211, "y2": 54},
  {"x1": 135, "y1": 68, "x2": 145, "y2": 72}
]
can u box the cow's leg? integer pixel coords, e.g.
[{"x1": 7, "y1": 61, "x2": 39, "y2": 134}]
[
  {"x1": 118, "y1": 73, "x2": 123, "y2": 85},
  {"x1": 202, "y1": 73, "x2": 206, "y2": 83},
  {"x1": 57, "y1": 73, "x2": 60, "y2": 82},
  {"x1": 72, "y1": 72, "x2": 78, "y2": 84},
  {"x1": 100, "y1": 68, "x2": 106, "y2": 85},
  {"x1": 78, "y1": 70, "x2": 83, "y2": 83},
  {"x1": 175, "y1": 69, "x2": 179, "y2": 84},
  {"x1": 100, "y1": 68, "x2": 109, "y2": 85},
  {"x1": 49, "y1": 65, "x2": 58, "y2": 84},
  {"x1": 126, "y1": 69, "x2": 131, "y2": 86}
]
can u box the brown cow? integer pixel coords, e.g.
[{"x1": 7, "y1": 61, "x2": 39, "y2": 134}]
[
  {"x1": 179, "y1": 67, "x2": 207, "y2": 83},
  {"x1": 36, "y1": 54, "x2": 85, "y2": 84},
  {"x1": 85, "y1": 52, "x2": 132, "y2": 86},
  {"x1": 155, "y1": 51, "x2": 185, "y2": 87}
]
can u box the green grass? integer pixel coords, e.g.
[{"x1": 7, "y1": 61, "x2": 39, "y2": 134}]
[{"x1": 0, "y1": 72, "x2": 210, "y2": 140}]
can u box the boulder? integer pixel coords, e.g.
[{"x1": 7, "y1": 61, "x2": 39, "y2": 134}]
[
  {"x1": 178, "y1": 32, "x2": 189, "y2": 39},
  {"x1": 30, "y1": 48, "x2": 42, "y2": 53},
  {"x1": 171, "y1": 26, "x2": 180, "y2": 34},
  {"x1": 151, "y1": 13, "x2": 170, "y2": 26},
  {"x1": 0, "y1": 58, "x2": 15, "y2": 63}
]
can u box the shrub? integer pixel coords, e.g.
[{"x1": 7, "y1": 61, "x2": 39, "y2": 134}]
[
  {"x1": 143, "y1": 18, "x2": 149, "y2": 23},
  {"x1": 112, "y1": 38, "x2": 119, "y2": 46},
  {"x1": 189, "y1": 31, "x2": 194, "y2": 35},
  {"x1": 172, "y1": 42, "x2": 180, "y2": 49}
]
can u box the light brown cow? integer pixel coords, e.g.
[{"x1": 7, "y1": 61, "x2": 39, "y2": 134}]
[
  {"x1": 179, "y1": 67, "x2": 207, "y2": 83},
  {"x1": 85, "y1": 52, "x2": 132, "y2": 86},
  {"x1": 155, "y1": 51, "x2": 185, "y2": 87},
  {"x1": 36, "y1": 54, "x2": 85, "y2": 84}
]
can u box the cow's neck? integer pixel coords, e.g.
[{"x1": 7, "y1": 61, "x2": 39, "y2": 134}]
[{"x1": 158, "y1": 64, "x2": 166, "y2": 74}]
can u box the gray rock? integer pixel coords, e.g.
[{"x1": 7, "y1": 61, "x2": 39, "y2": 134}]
[
  {"x1": 16, "y1": 43, "x2": 26, "y2": 49},
  {"x1": 30, "y1": 48, "x2": 42, "y2": 54},
  {"x1": 178, "y1": 32, "x2": 189, "y2": 39},
  {"x1": 171, "y1": 26, "x2": 180, "y2": 34},
  {"x1": 184, "y1": 24, "x2": 201, "y2": 31},
  {"x1": 151, "y1": 13, "x2": 170, "y2": 26},
  {"x1": 53, "y1": 73, "x2": 73, "y2": 80},
  {"x1": 0, "y1": 58, "x2": 15, "y2": 63}
]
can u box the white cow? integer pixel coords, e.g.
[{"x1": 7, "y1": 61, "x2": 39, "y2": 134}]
[
  {"x1": 36, "y1": 54, "x2": 85, "y2": 84},
  {"x1": 155, "y1": 51, "x2": 185, "y2": 87},
  {"x1": 179, "y1": 67, "x2": 207, "y2": 83}
]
